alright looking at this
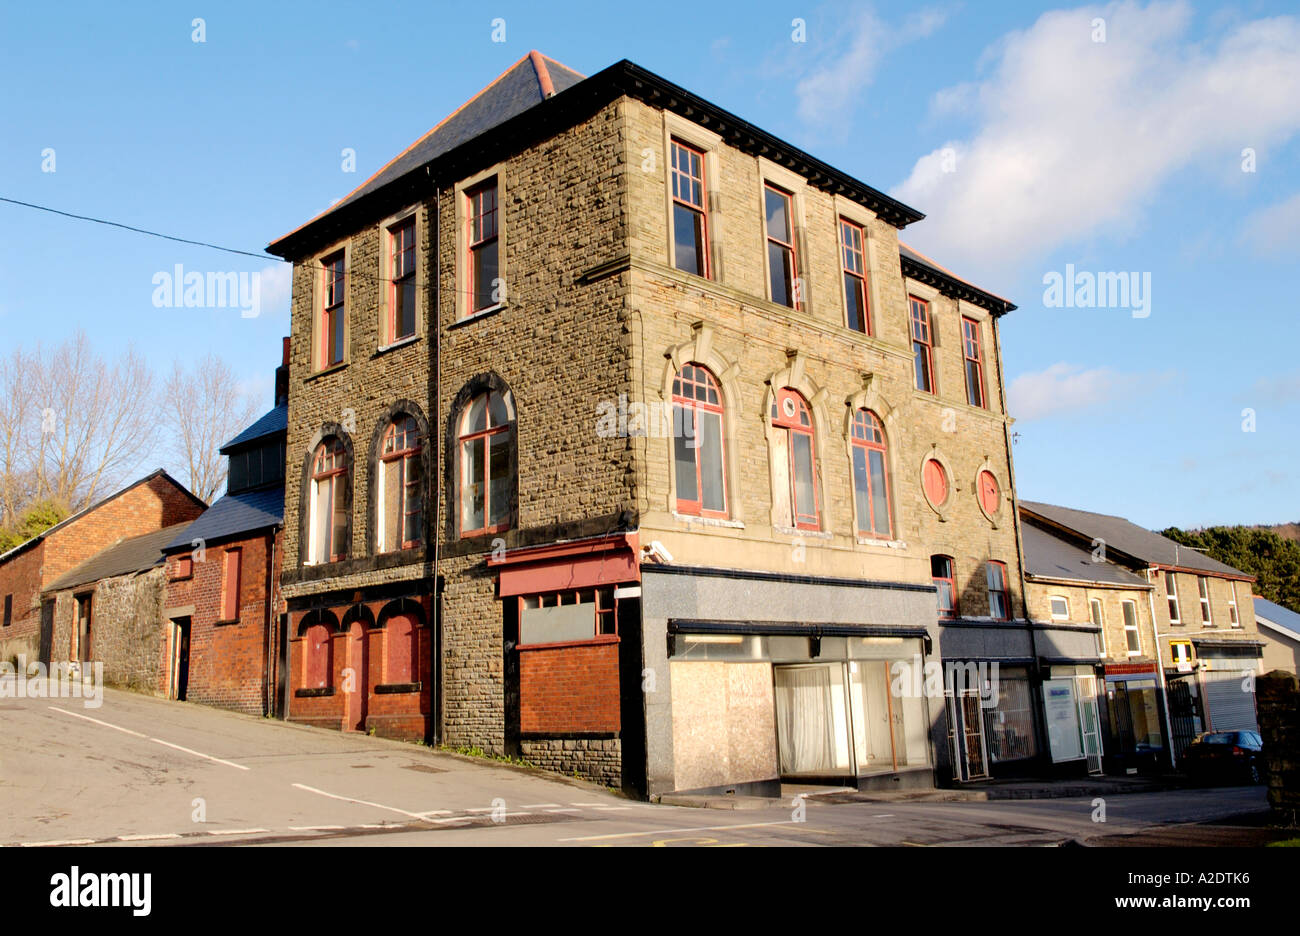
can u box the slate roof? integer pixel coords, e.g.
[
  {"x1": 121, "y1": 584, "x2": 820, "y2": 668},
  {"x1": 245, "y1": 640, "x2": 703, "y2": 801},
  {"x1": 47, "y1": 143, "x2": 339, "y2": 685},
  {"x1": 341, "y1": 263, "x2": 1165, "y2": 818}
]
[
  {"x1": 221, "y1": 403, "x2": 287, "y2": 452},
  {"x1": 1254, "y1": 597, "x2": 1300, "y2": 638},
  {"x1": 1020, "y1": 501, "x2": 1251, "y2": 579},
  {"x1": 269, "y1": 56, "x2": 929, "y2": 258},
  {"x1": 1021, "y1": 521, "x2": 1151, "y2": 587},
  {"x1": 271, "y1": 51, "x2": 585, "y2": 249},
  {"x1": 0, "y1": 469, "x2": 205, "y2": 564},
  {"x1": 163, "y1": 486, "x2": 284, "y2": 553},
  {"x1": 43, "y1": 524, "x2": 192, "y2": 593},
  {"x1": 899, "y1": 242, "x2": 1016, "y2": 315}
]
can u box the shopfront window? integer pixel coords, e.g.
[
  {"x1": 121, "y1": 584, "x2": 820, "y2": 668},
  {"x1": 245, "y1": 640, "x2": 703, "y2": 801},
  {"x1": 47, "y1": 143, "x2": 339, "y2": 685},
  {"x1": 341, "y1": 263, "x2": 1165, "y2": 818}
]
[{"x1": 1108, "y1": 677, "x2": 1164, "y2": 753}]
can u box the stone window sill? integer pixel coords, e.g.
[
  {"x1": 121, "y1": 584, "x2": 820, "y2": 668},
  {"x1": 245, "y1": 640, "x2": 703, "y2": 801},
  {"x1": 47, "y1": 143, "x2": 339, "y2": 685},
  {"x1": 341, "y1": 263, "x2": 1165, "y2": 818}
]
[
  {"x1": 305, "y1": 361, "x2": 348, "y2": 382},
  {"x1": 672, "y1": 512, "x2": 744, "y2": 530},
  {"x1": 774, "y1": 525, "x2": 832, "y2": 540},
  {"x1": 376, "y1": 335, "x2": 420, "y2": 355},
  {"x1": 856, "y1": 537, "x2": 907, "y2": 549},
  {"x1": 449, "y1": 303, "x2": 506, "y2": 329}
]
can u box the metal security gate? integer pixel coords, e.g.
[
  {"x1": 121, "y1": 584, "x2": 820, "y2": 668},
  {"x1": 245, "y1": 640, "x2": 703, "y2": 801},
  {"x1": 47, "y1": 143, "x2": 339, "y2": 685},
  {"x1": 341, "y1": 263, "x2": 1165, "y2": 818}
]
[
  {"x1": 945, "y1": 688, "x2": 989, "y2": 781},
  {"x1": 1203, "y1": 668, "x2": 1258, "y2": 732},
  {"x1": 1079, "y1": 675, "x2": 1103, "y2": 775},
  {"x1": 1167, "y1": 677, "x2": 1198, "y2": 764}
]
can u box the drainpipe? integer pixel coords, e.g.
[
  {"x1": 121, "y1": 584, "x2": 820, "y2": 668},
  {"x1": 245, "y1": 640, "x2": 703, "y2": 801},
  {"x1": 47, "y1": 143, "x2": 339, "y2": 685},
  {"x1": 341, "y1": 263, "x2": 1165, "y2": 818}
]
[
  {"x1": 431, "y1": 172, "x2": 442, "y2": 747},
  {"x1": 1146, "y1": 572, "x2": 1177, "y2": 770},
  {"x1": 265, "y1": 529, "x2": 276, "y2": 716}
]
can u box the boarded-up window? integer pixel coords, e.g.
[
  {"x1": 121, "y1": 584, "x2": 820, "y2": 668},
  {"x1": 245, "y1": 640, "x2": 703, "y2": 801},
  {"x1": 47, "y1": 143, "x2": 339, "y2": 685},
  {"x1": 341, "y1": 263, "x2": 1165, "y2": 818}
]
[
  {"x1": 304, "y1": 623, "x2": 332, "y2": 688},
  {"x1": 386, "y1": 613, "x2": 419, "y2": 684},
  {"x1": 222, "y1": 548, "x2": 242, "y2": 621},
  {"x1": 519, "y1": 588, "x2": 616, "y2": 646}
]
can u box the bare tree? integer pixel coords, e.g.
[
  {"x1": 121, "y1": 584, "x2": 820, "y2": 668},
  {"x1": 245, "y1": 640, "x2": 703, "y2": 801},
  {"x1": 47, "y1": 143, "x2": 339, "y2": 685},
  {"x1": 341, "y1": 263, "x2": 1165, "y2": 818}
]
[
  {"x1": 163, "y1": 355, "x2": 258, "y2": 504},
  {"x1": 0, "y1": 348, "x2": 37, "y2": 527},
  {"x1": 27, "y1": 332, "x2": 160, "y2": 510}
]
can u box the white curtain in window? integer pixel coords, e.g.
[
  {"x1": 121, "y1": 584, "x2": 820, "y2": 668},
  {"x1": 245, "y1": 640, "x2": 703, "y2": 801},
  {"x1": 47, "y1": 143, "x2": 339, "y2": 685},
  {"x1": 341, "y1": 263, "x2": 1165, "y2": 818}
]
[{"x1": 775, "y1": 666, "x2": 834, "y2": 775}]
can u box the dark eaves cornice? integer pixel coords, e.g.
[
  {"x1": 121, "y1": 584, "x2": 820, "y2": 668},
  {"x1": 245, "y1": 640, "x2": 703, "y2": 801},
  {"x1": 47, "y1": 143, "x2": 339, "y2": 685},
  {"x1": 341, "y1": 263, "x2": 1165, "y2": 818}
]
[
  {"x1": 267, "y1": 59, "x2": 927, "y2": 260},
  {"x1": 901, "y1": 253, "x2": 1018, "y2": 317}
]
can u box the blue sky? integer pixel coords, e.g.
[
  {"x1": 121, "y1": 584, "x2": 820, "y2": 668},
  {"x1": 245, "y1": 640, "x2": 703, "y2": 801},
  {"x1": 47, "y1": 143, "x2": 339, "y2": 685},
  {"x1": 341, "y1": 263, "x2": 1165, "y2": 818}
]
[{"x1": 2, "y1": 0, "x2": 1297, "y2": 529}]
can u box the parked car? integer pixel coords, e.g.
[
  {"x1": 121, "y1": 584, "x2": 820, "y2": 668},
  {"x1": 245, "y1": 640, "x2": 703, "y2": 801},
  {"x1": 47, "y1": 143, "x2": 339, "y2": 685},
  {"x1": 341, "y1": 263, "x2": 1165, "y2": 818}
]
[{"x1": 1181, "y1": 730, "x2": 1265, "y2": 785}]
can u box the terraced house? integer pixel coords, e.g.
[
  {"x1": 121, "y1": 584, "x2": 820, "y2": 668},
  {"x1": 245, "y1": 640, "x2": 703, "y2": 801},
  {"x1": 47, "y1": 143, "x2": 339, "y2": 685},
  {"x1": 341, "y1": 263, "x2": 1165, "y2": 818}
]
[
  {"x1": 1021, "y1": 501, "x2": 1264, "y2": 767},
  {"x1": 267, "y1": 52, "x2": 1033, "y2": 796}
]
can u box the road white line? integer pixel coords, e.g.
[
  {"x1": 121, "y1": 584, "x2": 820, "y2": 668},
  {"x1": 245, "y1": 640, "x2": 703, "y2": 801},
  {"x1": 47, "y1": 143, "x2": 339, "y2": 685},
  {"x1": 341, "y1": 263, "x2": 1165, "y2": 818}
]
[
  {"x1": 559, "y1": 820, "x2": 798, "y2": 842},
  {"x1": 872, "y1": 814, "x2": 895, "y2": 818},
  {"x1": 19, "y1": 838, "x2": 96, "y2": 847},
  {"x1": 545, "y1": 808, "x2": 581, "y2": 813},
  {"x1": 291, "y1": 783, "x2": 433, "y2": 821},
  {"x1": 149, "y1": 738, "x2": 249, "y2": 771},
  {"x1": 569, "y1": 802, "x2": 607, "y2": 807},
  {"x1": 520, "y1": 803, "x2": 562, "y2": 809},
  {"x1": 288, "y1": 825, "x2": 345, "y2": 832},
  {"x1": 415, "y1": 809, "x2": 453, "y2": 817},
  {"x1": 206, "y1": 828, "x2": 269, "y2": 836},
  {"x1": 116, "y1": 833, "x2": 182, "y2": 841},
  {"x1": 592, "y1": 806, "x2": 634, "y2": 812},
  {"x1": 48, "y1": 706, "x2": 147, "y2": 737},
  {"x1": 465, "y1": 807, "x2": 495, "y2": 813}
]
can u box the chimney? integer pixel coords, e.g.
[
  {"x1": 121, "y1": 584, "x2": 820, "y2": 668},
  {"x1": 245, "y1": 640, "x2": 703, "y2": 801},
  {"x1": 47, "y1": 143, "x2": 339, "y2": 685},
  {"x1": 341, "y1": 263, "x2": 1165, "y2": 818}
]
[{"x1": 274, "y1": 336, "x2": 290, "y2": 406}]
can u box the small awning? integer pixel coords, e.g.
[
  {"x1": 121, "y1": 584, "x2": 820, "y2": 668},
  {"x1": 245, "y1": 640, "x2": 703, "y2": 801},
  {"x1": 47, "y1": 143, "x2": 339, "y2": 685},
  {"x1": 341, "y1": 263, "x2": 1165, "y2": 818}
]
[
  {"x1": 1192, "y1": 637, "x2": 1264, "y2": 651},
  {"x1": 490, "y1": 533, "x2": 638, "y2": 598},
  {"x1": 669, "y1": 619, "x2": 929, "y2": 640}
]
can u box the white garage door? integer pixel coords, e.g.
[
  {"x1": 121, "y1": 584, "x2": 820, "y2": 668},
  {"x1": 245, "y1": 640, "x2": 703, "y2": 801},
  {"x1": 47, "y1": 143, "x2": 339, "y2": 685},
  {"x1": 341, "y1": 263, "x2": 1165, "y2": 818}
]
[{"x1": 1202, "y1": 666, "x2": 1258, "y2": 732}]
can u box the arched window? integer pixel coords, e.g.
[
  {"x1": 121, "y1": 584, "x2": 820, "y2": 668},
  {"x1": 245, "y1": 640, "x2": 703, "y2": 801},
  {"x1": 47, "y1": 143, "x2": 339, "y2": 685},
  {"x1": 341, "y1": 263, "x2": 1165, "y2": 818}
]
[
  {"x1": 672, "y1": 363, "x2": 726, "y2": 517},
  {"x1": 850, "y1": 409, "x2": 892, "y2": 539},
  {"x1": 770, "y1": 388, "x2": 819, "y2": 530},
  {"x1": 377, "y1": 416, "x2": 422, "y2": 552},
  {"x1": 308, "y1": 438, "x2": 349, "y2": 563},
  {"x1": 459, "y1": 389, "x2": 512, "y2": 536},
  {"x1": 301, "y1": 617, "x2": 334, "y2": 689}
]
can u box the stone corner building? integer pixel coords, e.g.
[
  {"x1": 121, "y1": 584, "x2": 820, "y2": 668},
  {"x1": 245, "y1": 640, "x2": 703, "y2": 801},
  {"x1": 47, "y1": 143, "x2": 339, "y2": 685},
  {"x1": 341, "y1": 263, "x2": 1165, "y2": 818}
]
[{"x1": 266, "y1": 53, "x2": 1032, "y2": 796}]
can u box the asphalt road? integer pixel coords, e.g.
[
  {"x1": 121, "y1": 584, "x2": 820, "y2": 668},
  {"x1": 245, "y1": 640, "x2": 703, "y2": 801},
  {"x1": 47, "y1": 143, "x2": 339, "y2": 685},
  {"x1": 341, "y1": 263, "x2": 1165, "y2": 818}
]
[{"x1": 0, "y1": 681, "x2": 1272, "y2": 847}]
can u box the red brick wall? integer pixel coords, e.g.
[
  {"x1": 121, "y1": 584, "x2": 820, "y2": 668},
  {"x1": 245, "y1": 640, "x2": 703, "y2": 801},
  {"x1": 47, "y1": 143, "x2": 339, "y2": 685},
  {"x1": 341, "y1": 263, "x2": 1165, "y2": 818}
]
[
  {"x1": 286, "y1": 595, "x2": 432, "y2": 738},
  {"x1": 0, "y1": 543, "x2": 47, "y2": 655},
  {"x1": 520, "y1": 638, "x2": 621, "y2": 733},
  {"x1": 42, "y1": 476, "x2": 204, "y2": 586},
  {"x1": 163, "y1": 528, "x2": 284, "y2": 714}
]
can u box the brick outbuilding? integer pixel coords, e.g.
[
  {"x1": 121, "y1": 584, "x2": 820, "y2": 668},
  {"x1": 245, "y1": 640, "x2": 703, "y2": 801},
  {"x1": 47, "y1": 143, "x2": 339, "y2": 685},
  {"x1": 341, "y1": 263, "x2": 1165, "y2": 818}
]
[{"x1": 0, "y1": 471, "x2": 205, "y2": 666}]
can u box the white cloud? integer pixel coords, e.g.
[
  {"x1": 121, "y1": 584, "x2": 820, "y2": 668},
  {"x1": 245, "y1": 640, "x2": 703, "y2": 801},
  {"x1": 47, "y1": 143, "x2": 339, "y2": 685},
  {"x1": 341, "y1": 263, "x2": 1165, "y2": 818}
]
[
  {"x1": 1241, "y1": 191, "x2": 1300, "y2": 256},
  {"x1": 1007, "y1": 362, "x2": 1170, "y2": 421},
  {"x1": 257, "y1": 263, "x2": 292, "y2": 319},
  {"x1": 795, "y1": 6, "x2": 950, "y2": 125},
  {"x1": 892, "y1": 2, "x2": 1300, "y2": 272}
]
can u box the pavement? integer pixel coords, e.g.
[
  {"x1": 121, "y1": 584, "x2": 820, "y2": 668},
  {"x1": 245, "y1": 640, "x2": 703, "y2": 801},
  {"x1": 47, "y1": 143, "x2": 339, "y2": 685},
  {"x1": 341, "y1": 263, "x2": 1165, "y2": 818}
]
[{"x1": 0, "y1": 680, "x2": 1283, "y2": 847}]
